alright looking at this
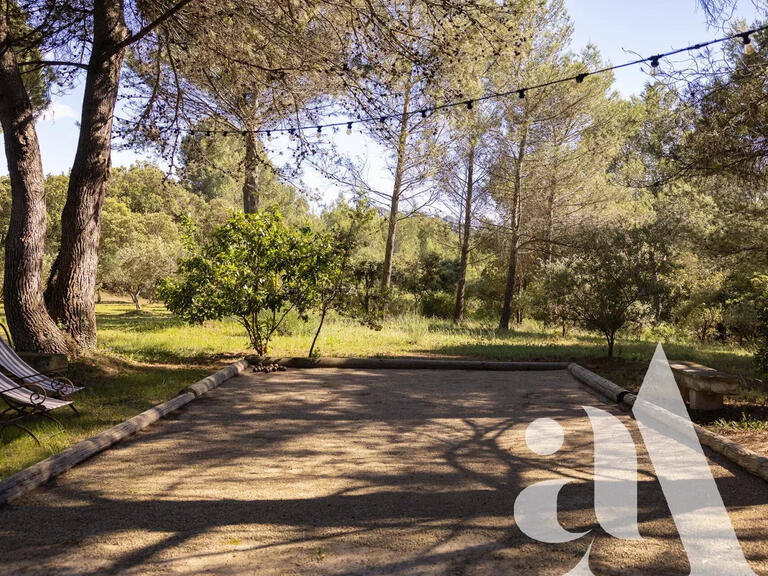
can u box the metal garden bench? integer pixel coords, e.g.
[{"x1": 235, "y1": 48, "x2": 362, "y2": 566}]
[
  {"x1": 0, "y1": 373, "x2": 73, "y2": 443},
  {"x1": 0, "y1": 323, "x2": 81, "y2": 401}
]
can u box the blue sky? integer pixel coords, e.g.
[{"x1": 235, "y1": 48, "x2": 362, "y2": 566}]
[{"x1": 0, "y1": 0, "x2": 762, "y2": 203}]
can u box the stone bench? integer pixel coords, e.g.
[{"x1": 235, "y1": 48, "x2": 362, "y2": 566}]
[{"x1": 669, "y1": 360, "x2": 740, "y2": 411}]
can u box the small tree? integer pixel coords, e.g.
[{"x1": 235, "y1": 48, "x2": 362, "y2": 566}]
[
  {"x1": 107, "y1": 238, "x2": 180, "y2": 310},
  {"x1": 100, "y1": 211, "x2": 181, "y2": 310},
  {"x1": 542, "y1": 230, "x2": 652, "y2": 356},
  {"x1": 157, "y1": 210, "x2": 314, "y2": 355},
  {"x1": 304, "y1": 234, "x2": 346, "y2": 358},
  {"x1": 306, "y1": 201, "x2": 378, "y2": 357}
]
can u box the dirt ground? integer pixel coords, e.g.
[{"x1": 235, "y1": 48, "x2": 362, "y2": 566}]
[{"x1": 1, "y1": 367, "x2": 767, "y2": 575}]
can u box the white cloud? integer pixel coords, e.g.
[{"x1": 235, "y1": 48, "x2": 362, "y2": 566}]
[{"x1": 38, "y1": 100, "x2": 77, "y2": 123}]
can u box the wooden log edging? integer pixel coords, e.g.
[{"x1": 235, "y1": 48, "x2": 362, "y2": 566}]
[
  {"x1": 250, "y1": 356, "x2": 570, "y2": 371},
  {"x1": 0, "y1": 358, "x2": 249, "y2": 507},
  {"x1": 568, "y1": 363, "x2": 768, "y2": 483}
]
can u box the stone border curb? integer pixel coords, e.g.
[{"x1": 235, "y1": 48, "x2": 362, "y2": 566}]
[
  {"x1": 250, "y1": 356, "x2": 570, "y2": 371},
  {"x1": 568, "y1": 363, "x2": 768, "y2": 483},
  {"x1": 0, "y1": 358, "x2": 249, "y2": 507}
]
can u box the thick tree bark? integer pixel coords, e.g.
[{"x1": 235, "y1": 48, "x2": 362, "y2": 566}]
[
  {"x1": 499, "y1": 119, "x2": 529, "y2": 330},
  {"x1": 243, "y1": 131, "x2": 261, "y2": 213},
  {"x1": 130, "y1": 290, "x2": 142, "y2": 310},
  {"x1": 45, "y1": 0, "x2": 129, "y2": 348},
  {"x1": 380, "y1": 81, "x2": 412, "y2": 292},
  {"x1": 0, "y1": 10, "x2": 73, "y2": 354},
  {"x1": 453, "y1": 139, "x2": 475, "y2": 325}
]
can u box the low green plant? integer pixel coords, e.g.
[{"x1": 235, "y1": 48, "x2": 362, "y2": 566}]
[{"x1": 713, "y1": 413, "x2": 768, "y2": 431}]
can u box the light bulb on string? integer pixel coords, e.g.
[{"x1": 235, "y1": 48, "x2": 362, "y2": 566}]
[
  {"x1": 650, "y1": 56, "x2": 660, "y2": 77},
  {"x1": 346, "y1": 122, "x2": 353, "y2": 135},
  {"x1": 742, "y1": 33, "x2": 755, "y2": 55}
]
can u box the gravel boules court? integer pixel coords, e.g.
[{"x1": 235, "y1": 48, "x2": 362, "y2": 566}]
[{"x1": 1, "y1": 367, "x2": 767, "y2": 575}]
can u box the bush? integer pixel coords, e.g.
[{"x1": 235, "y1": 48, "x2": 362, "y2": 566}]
[
  {"x1": 157, "y1": 210, "x2": 319, "y2": 355},
  {"x1": 724, "y1": 299, "x2": 760, "y2": 348},
  {"x1": 420, "y1": 291, "x2": 454, "y2": 319},
  {"x1": 747, "y1": 275, "x2": 768, "y2": 376},
  {"x1": 539, "y1": 229, "x2": 654, "y2": 356}
]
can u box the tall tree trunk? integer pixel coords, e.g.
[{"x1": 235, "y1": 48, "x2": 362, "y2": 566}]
[
  {"x1": 130, "y1": 290, "x2": 141, "y2": 310},
  {"x1": 243, "y1": 131, "x2": 261, "y2": 213},
  {"x1": 0, "y1": 10, "x2": 73, "y2": 354},
  {"x1": 453, "y1": 138, "x2": 475, "y2": 325},
  {"x1": 649, "y1": 248, "x2": 662, "y2": 323},
  {"x1": 499, "y1": 119, "x2": 529, "y2": 330},
  {"x1": 45, "y1": 0, "x2": 129, "y2": 348},
  {"x1": 546, "y1": 152, "x2": 557, "y2": 264},
  {"x1": 380, "y1": 80, "x2": 412, "y2": 292}
]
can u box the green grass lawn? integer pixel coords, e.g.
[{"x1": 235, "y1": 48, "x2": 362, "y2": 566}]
[{"x1": 0, "y1": 300, "x2": 763, "y2": 480}]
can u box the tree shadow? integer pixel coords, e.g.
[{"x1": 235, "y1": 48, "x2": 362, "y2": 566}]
[{"x1": 1, "y1": 368, "x2": 766, "y2": 575}]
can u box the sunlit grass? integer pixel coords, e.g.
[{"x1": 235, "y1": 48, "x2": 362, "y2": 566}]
[{"x1": 0, "y1": 299, "x2": 761, "y2": 479}]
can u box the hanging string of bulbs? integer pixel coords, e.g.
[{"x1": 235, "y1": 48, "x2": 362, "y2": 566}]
[{"x1": 118, "y1": 23, "x2": 767, "y2": 139}]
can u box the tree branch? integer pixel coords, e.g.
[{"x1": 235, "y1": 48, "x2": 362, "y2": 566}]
[
  {"x1": 110, "y1": 0, "x2": 197, "y2": 55},
  {"x1": 18, "y1": 59, "x2": 88, "y2": 71}
]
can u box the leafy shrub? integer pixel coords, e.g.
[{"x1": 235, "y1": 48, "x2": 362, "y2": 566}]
[
  {"x1": 157, "y1": 210, "x2": 318, "y2": 355},
  {"x1": 539, "y1": 229, "x2": 654, "y2": 356},
  {"x1": 420, "y1": 291, "x2": 454, "y2": 319}
]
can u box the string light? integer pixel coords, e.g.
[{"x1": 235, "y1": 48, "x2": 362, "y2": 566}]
[
  {"x1": 650, "y1": 56, "x2": 660, "y2": 76},
  {"x1": 115, "y1": 24, "x2": 768, "y2": 139},
  {"x1": 742, "y1": 32, "x2": 755, "y2": 55}
]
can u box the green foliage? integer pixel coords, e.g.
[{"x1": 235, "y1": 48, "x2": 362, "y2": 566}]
[
  {"x1": 539, "y1": 229, "x2": 654, "y2": 356},
  {"x1": 4, "y1": 1, "x2": 54, "y2": 116},
  {"x1": 714, "y1": 413, "x2": 768, "y2": 432},
  {"x1": 157, "y1": 210, "x2": 319, "y2": 355},
  {"x1": 746, "y1": 275, "x2": 768, "y2": 377},
  {"x1": 100, "y1": 210, "x2": 181, "y2": 309},
  {"x1": 420, "y1": 291, "x2": 455, "y2": 319},
  {"x1": 178, "y1": 130, "x2": 310, "y2": 225}
]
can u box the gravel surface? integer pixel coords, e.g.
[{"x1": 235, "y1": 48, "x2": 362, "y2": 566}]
[{"x1": 1, "y1": 367, "x2": 767, "y2": 575}]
